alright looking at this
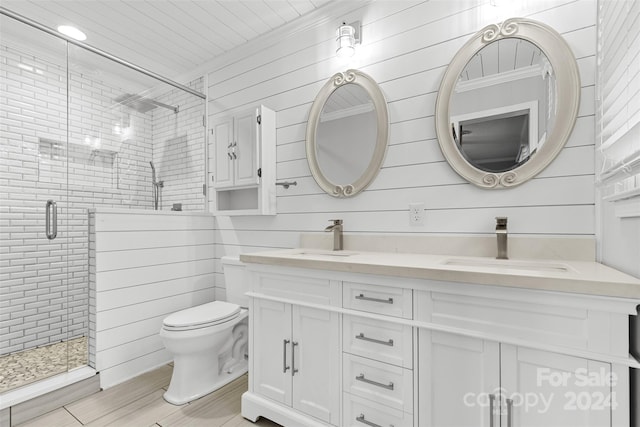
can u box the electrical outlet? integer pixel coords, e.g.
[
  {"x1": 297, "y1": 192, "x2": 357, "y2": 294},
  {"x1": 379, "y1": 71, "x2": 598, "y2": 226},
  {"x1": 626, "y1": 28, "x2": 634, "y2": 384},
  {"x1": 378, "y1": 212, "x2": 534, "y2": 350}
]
[{"x1": 409, "y1": 202, "x2": 425, "y2": 225}]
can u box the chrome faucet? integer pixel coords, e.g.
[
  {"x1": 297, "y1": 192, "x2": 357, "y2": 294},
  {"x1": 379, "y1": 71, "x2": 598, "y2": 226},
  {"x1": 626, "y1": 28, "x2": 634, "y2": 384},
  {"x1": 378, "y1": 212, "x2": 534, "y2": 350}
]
[
  {"x1": 325, "y1": 219, "x2": 343, "y2": 251},
  {"x1": 495, "y1": 217, "x2": 508, "y2": 260}
]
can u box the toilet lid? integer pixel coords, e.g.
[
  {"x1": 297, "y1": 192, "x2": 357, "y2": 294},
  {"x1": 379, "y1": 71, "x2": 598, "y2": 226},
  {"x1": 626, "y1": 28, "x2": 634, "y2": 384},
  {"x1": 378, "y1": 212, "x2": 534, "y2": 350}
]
[{"x1": 163, "y1": 301, "x2": 241, "y2": 329}]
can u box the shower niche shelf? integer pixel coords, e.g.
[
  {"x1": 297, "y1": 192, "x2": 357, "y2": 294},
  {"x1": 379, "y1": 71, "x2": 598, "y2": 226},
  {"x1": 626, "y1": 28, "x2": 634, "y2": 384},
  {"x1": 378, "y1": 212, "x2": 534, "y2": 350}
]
[
  {"x1": 208, "y1": 105, "x2": 276, "y2": 216},
  {"x1": 39, "y1": 138, "x2": 118, "y2": 166},
  {"x1": 38, "y1": 138, "x2": 118, "y2": 189}
]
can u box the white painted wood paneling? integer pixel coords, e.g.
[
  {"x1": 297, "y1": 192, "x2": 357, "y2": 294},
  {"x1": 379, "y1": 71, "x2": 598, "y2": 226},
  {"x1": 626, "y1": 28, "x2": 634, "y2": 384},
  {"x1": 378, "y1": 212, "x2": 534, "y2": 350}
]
[
  {"x1": 596, "y1": 0, "x2": 640, "y2": 279},
  {"x1": 207, "y1": 0, "x2": 597, "y2": 297},
  {"x1": 90, "y1": 210, "x2": 216, "y2": 389},
  {"x1": 1, "y1": 0, "x2": 332, "y2": 79}
]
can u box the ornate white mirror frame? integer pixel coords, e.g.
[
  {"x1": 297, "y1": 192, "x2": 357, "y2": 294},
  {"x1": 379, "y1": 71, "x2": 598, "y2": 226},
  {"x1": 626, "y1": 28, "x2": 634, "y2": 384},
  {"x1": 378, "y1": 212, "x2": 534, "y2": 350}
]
[
  {"x1": 306, "y1": 69, "x2": 389, "y2": 197},
  {"x1": 435, "y1": 18, "x2": 581, "y2": 188}
]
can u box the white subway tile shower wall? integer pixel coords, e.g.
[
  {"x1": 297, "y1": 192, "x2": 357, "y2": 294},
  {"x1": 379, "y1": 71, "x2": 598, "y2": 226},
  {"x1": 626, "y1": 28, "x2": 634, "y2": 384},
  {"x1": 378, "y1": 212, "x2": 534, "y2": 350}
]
[
  {"x1": 0, "y1": 41, "x2": 205, "y2": 356},
  {"x1": 151, "y1": 82, "x2": 206, "y2": 212}
]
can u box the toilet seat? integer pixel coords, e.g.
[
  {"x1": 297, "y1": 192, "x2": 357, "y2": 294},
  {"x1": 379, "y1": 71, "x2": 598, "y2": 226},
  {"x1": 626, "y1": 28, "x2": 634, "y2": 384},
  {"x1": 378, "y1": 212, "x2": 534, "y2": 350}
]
[{"x1": 163, "y1": 301, "x2": 241, "y2": 331}]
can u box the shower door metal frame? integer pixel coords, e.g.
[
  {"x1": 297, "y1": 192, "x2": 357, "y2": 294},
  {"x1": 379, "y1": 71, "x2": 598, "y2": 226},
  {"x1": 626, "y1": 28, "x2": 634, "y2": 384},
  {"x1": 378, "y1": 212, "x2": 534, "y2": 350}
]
[{"x1": 0, "y1": 6, "x2": 205, "y2": 100}]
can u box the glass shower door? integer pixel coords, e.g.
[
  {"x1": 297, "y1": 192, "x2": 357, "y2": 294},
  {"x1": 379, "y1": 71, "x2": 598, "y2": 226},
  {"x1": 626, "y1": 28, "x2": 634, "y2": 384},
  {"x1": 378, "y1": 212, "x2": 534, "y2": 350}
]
[{"x1": 0, "y1": 15, "x2": 77, "y2": 392}]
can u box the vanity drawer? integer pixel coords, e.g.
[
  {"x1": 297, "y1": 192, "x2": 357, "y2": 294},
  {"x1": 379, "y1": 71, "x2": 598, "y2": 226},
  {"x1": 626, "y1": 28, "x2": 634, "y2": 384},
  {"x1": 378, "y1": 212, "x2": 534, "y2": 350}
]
[
  {"x1": 253, "y1": 271, "x2": 337, "y2": 305},
  {"x1": 343, "y1": 393, "x2": 413, "y2": 427},
  {"x1": 343, "y1": 353, "x2": 413, "y2": 413},
  {"x1": 343, "y1": 315, "x2": 413, "y2": 369},
  {"x1": 343, "y1": 281, "x2": 412, "y2": 319}
]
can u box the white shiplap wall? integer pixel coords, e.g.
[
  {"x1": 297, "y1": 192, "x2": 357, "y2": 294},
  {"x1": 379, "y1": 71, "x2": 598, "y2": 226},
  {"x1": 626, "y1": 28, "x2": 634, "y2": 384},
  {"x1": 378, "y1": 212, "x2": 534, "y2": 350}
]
[
  {"x1": 207, "y1": 0, "x2": 597, "y2": 297},
  {"x1": 596, "y1": 0, "x2": 640, "y2": 278},
  {"x1": 89, "y1": 209, "x2": 215, "y2": 388}
]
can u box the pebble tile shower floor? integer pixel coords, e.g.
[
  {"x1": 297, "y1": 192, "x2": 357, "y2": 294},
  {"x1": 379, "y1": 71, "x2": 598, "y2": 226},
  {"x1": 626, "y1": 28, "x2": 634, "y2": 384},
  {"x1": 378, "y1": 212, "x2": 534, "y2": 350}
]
[{"x1": 0, "y1": 337, "x2": 88, "y2": 392}]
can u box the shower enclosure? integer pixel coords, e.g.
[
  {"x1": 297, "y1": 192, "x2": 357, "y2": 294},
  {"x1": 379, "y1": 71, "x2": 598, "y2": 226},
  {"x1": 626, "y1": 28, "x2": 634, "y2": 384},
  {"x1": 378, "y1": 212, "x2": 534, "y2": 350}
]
[{"x1": 0, "y1": 9, "x2": 206, "y2": 397}]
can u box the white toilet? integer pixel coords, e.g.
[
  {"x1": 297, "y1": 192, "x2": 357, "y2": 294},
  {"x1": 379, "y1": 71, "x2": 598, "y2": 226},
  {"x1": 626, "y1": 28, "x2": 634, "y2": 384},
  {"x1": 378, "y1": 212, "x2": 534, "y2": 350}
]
[{"x1": 160, "y1": 256, "x2": 250, "y2": 405}]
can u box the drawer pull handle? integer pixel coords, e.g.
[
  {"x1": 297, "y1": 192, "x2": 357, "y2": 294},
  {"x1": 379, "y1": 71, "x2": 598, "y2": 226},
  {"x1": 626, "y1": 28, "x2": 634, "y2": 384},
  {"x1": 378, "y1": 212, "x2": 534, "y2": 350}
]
[
  {"x1": 507, "y1": 398, "x2": 514, "y2": 427},
  {"x1": 356, "y1": 374, "x2": 394, "y2": 390},
  {"x1": 282, "y1": 340, "x2": 290, "y2": 373},
  {"x1": 292, "y1": 341, "x2": 299, "y2": 376},
  {"x1": 356, "y1": 414, "x2": 393, "y2": 427},
  {"x1": 489, "y1": 393, "x2": 495, "y2": 427},
  {"x1": 356, "y1": 333, "x2": 394, "y2": 347},
  {"x1": 355, "y1": 293, "x2": 394, "y2": 304}
]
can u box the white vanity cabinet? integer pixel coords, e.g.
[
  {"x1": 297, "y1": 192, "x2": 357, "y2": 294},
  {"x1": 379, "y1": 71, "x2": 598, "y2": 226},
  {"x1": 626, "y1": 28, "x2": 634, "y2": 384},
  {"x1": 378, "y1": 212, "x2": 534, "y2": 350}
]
[
  {"x1": 419, "y1": 332, "x2": 611, "y2": 426},
  {"x1": 252, "y1": 299, "x2": 340, "y2": 424},
  {"x1": 341, "y1": 281, "x2": 415, "y2": 427},
  {"x1": 208, "y1": 105, "x2": 275, "y2": 215},
  {"x1": 244, "y1": 268, "x2": 341, "y2": 426},
  {"x1": 416, "y1": 284, "x2": 633, "y2": 427},
  {"x1": 418, "y1": 331, "x2": 500, "y2": 426},
  {"x1": 500, "y1": 345, "x2": 611, "y2": 427},
  {"x1": 240, "y1": 251, "x2": 640, "y2": 427}
]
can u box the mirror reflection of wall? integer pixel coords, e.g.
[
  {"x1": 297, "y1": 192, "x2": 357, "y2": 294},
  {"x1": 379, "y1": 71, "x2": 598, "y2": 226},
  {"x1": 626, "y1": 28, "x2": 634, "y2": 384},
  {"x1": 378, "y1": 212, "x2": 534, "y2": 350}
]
[
  {"x1": 450, "y1": 37, "x2": 557, "y2": 173},
  {"x1": 454, "y1": 108, "x2": 531, "y2": 172},
  {"x1": 315, "y1": 84, "x2": 377, "y2": 185}
]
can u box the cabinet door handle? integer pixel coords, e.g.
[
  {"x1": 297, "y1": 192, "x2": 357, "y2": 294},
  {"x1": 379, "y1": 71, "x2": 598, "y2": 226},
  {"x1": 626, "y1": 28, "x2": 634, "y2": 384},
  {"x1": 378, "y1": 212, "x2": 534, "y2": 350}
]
[
  {"x1": 356, "y1": 374, "x2": 394, "y2": 390},
  {"x1": 292, "y1": 341, "x2": 299, "y2": 376},
  {"x1": 232, "y1": 141, "x2": 237, "y2": 159},
  {"x1": 506, "y1": 398, "x2": 513, "y2": 427},
  {"x1": 356, "y1": 333, "x2": 394, "y2": 347},
  {"x1": 45, "y1": 200, "x2": 57, "y2": 240},
  {"x1": 356, "y1": 414, "x2": 391, "y2": 427},
  {"x1": 227, "y1": 142, "x2": 233, "y2": 159},
  {"x1": 282, "y1": 339, "x2": 290, "y2": 373},
  {"x1": 355, "y1": 293, "x2": 393, "y2": 304},
  {"x1": 488, "y1": 393, "x2": 495, "y2": 427}
]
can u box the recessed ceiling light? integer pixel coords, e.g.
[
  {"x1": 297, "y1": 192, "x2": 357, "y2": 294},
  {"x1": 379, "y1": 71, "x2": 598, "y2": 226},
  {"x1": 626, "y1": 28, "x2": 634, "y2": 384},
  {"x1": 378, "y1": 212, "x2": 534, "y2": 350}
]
[{"x1": 57, "y1": 25, "x2": 87, "y2": 41}]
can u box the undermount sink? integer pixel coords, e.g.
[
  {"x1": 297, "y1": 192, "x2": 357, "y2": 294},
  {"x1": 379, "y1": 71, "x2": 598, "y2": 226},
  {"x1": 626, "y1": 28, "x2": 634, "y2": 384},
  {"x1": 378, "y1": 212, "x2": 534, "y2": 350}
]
[
  {"x1": 442, "y1": 258, "x2": 574, "y2": 273},
  {"x1": 292, "y1": 249, "x2": 358, "y2": 257}
]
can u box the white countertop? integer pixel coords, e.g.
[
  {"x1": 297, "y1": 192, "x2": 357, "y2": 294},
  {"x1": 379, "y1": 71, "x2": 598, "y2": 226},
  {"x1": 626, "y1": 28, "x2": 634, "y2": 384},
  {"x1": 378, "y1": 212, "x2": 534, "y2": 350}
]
[{"x1": 240, "y1": 248, "x2": 640, "y2": 299}]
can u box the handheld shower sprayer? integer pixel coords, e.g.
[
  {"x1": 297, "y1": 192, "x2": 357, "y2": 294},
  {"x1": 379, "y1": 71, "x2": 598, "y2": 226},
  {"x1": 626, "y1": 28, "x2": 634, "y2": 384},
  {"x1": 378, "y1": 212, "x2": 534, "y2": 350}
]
[
  {"x1": 150, "y1": 161, "x2": 156, "y2": 184},
  {"x1": 149, "y1": 161, "x2": 163, "y2": 210}
]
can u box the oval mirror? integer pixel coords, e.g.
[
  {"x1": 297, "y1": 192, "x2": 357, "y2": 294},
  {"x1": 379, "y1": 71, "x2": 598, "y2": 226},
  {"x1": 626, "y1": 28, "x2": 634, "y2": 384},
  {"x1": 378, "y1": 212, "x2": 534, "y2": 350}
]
[
  {"x1": 306, "y1": 69, "x2": 389, "y2": 197},
  {"x1": 435, "y1": 18, "x2": 580, "y2": 188}
]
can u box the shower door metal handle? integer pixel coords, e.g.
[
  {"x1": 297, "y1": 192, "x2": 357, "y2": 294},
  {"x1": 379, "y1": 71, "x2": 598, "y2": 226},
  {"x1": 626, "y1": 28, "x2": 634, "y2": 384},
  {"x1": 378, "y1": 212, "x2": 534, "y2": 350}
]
[{"x1": 45, "y1": 199, "x2": 57, "y2": 240}]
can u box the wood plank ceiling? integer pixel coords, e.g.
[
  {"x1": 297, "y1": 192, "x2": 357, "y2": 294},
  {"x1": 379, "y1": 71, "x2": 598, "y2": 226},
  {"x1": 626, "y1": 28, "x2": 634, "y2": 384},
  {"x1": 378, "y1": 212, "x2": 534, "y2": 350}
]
[{"x1": 1, "y1": 0, "x2": 332, "y2": 80}]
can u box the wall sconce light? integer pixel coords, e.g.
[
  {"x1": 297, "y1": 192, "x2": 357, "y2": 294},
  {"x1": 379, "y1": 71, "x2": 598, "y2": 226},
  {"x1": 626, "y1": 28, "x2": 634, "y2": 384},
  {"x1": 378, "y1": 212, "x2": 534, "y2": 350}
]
[{"x1": 336, "y1": 21, "x2": 361, "y2": 58}]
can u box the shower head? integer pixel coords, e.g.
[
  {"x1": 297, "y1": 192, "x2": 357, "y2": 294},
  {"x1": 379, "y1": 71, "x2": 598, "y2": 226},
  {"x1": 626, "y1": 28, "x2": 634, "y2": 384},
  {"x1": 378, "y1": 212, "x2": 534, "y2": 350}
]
[{"x1": 114, "y1": 94, "x2": 178, "y2": 114}]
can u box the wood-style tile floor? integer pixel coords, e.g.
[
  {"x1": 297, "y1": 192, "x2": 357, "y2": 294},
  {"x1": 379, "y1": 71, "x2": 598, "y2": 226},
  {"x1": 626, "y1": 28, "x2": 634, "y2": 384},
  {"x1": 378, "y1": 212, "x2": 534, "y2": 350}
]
[{"x1": 17, "y1": 365, "x2": 280, "y2": 427}]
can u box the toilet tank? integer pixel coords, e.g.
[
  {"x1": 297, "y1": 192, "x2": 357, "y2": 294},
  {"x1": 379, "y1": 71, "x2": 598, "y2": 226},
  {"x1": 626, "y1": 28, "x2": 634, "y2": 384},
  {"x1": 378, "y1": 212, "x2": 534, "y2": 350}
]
[{"x1": 221, "y1": 256, "x2": 250, "y2": 308}]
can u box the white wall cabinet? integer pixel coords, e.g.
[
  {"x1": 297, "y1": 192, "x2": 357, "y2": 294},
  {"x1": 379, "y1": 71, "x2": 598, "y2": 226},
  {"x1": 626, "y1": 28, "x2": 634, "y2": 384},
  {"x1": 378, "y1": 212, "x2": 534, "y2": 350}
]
[
  {"x1": 208, "y1": 105, "x2": 275, "y2": 215},
  {"x1": 241, "y1": 263, "x2": 637, "y2": 427}
]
